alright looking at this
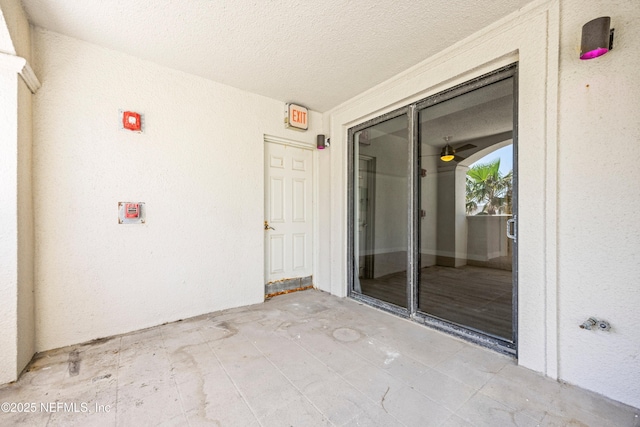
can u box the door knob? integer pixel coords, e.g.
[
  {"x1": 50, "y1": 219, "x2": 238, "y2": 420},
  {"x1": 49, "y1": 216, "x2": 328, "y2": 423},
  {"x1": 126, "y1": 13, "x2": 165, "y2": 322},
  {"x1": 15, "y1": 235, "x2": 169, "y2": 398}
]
[{"x1": 264, "y1": 221, "x2": 275, "y2": 230}]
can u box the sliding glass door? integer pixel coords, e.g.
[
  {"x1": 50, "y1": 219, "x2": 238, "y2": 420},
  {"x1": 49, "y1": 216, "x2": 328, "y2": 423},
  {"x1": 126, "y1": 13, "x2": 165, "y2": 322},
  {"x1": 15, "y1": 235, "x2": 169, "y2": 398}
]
[
  {"x1": 349, "y1": 111, "x2": 409, "y2": 310},
  {"x1": 348, "y1": 65, "x2": 518, "y2": 352},
  {"x1": 417, "y1": 74, "x2": 516, "y2": 343}
]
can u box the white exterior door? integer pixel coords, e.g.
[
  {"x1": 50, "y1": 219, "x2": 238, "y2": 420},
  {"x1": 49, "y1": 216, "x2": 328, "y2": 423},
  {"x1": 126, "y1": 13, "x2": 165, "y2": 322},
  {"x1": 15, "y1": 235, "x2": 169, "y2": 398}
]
[{"x1": 264, "y1": 141, "x2": 313, "y2": 283}]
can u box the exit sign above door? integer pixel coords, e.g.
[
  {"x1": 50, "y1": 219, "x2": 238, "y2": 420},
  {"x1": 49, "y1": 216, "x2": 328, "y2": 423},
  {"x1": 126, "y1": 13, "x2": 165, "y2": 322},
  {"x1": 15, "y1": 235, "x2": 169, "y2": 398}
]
[{"x1": 285, "y1": 103, "x2": 308, "y2": 131}]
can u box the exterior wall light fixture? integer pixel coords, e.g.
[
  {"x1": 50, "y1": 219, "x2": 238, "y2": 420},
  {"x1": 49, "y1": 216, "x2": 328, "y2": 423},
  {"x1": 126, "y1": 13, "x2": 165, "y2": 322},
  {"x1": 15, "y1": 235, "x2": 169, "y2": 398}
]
[
  {"x1": 317, "y1": 134, "x2": 330, "y2": 150},
  {"x1": 580, "y1": 17, "x2": 614, "y2": 60}
]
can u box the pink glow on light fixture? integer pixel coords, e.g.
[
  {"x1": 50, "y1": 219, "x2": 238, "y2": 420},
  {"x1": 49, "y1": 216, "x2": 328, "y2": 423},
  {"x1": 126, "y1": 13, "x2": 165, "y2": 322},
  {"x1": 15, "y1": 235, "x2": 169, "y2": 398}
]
[
  {"x1": 580, "y1": 47, "x2": 609, "y2": 60},
  {"x1": 580, "y1": 17, "x2": 614, "y2": 60},
  {"x1": 317, "y1": 134, "x2": 329, "y2": 150}
]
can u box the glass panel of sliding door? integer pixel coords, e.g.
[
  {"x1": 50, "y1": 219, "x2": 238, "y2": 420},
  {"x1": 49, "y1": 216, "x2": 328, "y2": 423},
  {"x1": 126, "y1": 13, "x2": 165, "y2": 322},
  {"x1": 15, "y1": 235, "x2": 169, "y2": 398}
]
[
  {"x1": 417, "y1": 76, "x2": 515, "y2": 341},
  {"x1": 352, "y1": 114, "x2": 409, "y2": 309}
]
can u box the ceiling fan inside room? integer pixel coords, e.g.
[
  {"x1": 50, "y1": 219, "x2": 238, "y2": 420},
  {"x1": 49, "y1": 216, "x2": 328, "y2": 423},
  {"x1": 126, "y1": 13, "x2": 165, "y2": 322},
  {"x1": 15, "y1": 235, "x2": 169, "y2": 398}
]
[{"x1": 438, "y1": 136, "x2": 476, "y2": 162}]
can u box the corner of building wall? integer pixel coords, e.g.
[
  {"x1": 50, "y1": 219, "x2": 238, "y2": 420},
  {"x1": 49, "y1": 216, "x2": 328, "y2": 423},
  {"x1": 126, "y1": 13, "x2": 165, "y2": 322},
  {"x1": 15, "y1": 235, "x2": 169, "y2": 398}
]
[
  {"x1": 328, "y1": 117, "x2": 348, "y2": 298},
  {"x1": 313, "y1": 111, "x2": 333, "y2": 294},
  {"x1": 0, "y1": 0, "x2": 32, "y2": 61},
  {"x1": 0, "y1": 2, "x2": 38, "y2": 382},
  {"x1": 16, "y1": 75, "x2": 36, "y2": 378},
  {"x1": 0, "y1": 60, "x2": 25, "y2": 387},
  {"x1": 543, "y1": 0, "x2": 560, "y2": 381}
]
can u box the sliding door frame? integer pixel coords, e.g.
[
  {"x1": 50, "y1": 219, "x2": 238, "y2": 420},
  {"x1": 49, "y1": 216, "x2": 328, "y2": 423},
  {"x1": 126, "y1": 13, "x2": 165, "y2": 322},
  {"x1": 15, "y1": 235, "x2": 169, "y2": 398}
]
[
  {"x1": 347, "y1": 63, "x2": 518, "y2": 356},
  {"x1": 347, "y1": 106, "x2": 411, "y2": 317}
]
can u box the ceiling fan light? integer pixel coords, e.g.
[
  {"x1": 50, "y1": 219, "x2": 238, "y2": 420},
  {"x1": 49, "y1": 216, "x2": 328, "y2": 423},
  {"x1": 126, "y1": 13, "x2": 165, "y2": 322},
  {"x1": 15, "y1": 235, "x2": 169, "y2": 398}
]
[{"x1": 440, "y1": 144, "x2": 455, "y2": 162}]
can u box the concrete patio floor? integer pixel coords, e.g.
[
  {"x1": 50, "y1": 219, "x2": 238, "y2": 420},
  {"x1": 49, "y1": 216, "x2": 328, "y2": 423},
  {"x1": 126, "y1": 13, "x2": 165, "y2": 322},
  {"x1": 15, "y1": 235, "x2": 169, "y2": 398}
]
[{"x1": 0, "y1": 289, "x2": 638, "y2": 426}]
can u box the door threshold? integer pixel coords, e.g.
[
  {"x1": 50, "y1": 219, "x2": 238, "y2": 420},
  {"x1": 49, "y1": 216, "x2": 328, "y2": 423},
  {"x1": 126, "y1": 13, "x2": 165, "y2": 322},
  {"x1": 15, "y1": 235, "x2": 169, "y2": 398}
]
[
  {"x1": 265, "y1": 275, "x2": 313, "y2": 298},
  {"x1": 349, "y1": 293, "x2": 516, "y2": 357}
]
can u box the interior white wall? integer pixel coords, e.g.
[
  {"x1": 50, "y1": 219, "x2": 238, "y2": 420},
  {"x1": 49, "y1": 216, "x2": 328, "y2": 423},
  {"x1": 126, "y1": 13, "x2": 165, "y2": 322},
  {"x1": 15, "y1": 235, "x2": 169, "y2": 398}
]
[
  {"x1": 435, "y1": 169, "x2": 456, "y2": 263},
  {"x1": 370, "y1": 136, "x2": 408, "y2": 259},
  {"x1": 419, "y1": 154, "x2": 438, "y2": 267},
  {"x1": 556, "y1": 0, "x2": 640, "y2": 408},
  {"x1": 435, "y1": 166, "x2": 469, "y2": 267},
  {"x1": 31, "y1": 28, "x2": 323, "y2": 352},
  {"x1": 358, "y1": 134, "x2": 408, "y2": 277}
]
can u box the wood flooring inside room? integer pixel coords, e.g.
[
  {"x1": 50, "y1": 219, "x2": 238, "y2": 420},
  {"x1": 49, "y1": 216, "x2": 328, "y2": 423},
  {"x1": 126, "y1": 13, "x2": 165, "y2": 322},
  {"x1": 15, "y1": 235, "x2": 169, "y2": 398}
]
[{"x1": 359, "y1": 265, "x2": 513, "y2": 340}]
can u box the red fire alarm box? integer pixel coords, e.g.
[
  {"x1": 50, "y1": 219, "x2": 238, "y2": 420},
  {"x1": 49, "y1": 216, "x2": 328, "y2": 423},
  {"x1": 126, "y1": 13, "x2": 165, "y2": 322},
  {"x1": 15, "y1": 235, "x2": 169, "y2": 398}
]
[
  {"x1": 118, "y1": 202, "x2": 145, "y2": 224},
  {"x1": 125, "y1": 203, "x2": 140, "y2": 218},
  {"x1": 122, "y1": 111, "x2": 142, "y2": 132}
]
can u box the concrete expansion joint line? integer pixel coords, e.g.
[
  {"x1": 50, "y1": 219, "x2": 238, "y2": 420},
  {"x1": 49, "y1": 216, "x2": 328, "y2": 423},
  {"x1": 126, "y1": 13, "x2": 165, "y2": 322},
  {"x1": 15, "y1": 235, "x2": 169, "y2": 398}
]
[
  {"x1": 159, "y1": 328, "x2": 191, "y2": 427},
  {"x1": 249, "y1": 338, "x2": 336, "y2": 426},
  {"x1": 198, "y1": 330, "x2": 264, "y2": 427},
  {"x1": 114, "y1": 336, "x2": 122, "y2": 425},
  {"x1": 288, "y1": 331, "x2": 408, "y2": 426}
]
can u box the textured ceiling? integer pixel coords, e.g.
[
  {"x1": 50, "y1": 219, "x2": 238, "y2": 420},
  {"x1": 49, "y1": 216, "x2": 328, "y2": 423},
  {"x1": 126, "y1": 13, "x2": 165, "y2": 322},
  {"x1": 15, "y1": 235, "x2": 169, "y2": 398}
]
[{"x1": 20, "y1": 0, "x2": 533, "y2": 112}]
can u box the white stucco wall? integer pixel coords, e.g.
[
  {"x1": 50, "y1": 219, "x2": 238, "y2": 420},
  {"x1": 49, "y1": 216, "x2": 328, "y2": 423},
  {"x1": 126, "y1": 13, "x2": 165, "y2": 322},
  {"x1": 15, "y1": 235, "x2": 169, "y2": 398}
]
[
  {"x1": 0, "y1": 70, "x2": 19, "y2": 385},
  {"x1": 327, "y1": 0, "x2": 639, "y2": 409},
  {"x1": 0, "y1": 3, "x2": 13, "y2": 55},
  {"x1": 556, "y1": 0, "x2": 640, "y2": 408},
  {"x1": 0, "y1": 0, "x2": 31, "y2": 60},
  {"x1": 17, "y1": 76, "x2": 35, "y2": 374},
  {"x1": 316, "y1": 146, "x2": 332, "y2": 292},
  {"x1": 328, "y1": 0, "x2": 558, "y2": 375},
  {"x1": 31, "y1": 28, "x2": 323, "y2": 352},
  {"x1": 0, "y1": 0, "x2": 35, "y2": 386}
]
